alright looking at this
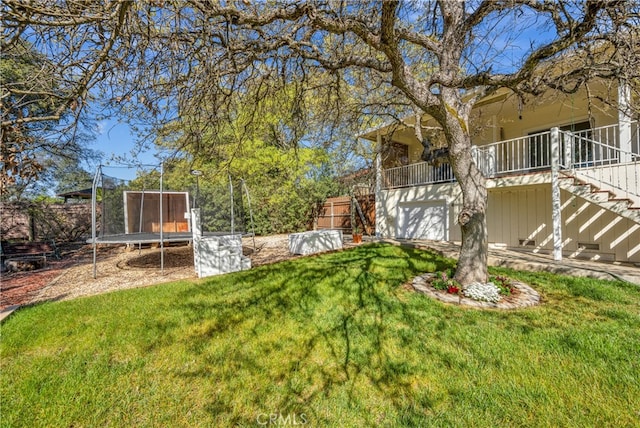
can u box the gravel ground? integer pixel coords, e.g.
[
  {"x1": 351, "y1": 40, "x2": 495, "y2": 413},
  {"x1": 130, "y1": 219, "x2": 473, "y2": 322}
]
[{"x1": 1, "y1": 235, "x2": 294, "y2": 310}]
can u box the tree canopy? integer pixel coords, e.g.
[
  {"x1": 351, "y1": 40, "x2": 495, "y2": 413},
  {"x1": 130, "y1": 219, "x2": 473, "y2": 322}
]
[
  {"x1": 1, "y1": 37, "x2": 98, "y2": 200},
  {"x1": 155, "y1": 82, "x2": 346, "y2": 234},
  {"x1": 2, "y1": 0, "x2": 639, "y2": 283}
]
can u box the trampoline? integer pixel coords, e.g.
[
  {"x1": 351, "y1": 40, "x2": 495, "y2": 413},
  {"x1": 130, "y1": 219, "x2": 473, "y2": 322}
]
[
  {"x1": 89, "y1": 231, "x2": 246, "y2": 245},
  {"x1": 88, "y1": 232, "x2": 192, "y2": 245},
  {"x1": 88, "y1": 163, "x2": 255, "y2": 278}
]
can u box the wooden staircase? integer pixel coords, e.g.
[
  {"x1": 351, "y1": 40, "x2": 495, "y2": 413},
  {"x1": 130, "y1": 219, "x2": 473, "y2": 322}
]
[{"x1": 559, "y1": 172, "x2": 640, "y2": 224}]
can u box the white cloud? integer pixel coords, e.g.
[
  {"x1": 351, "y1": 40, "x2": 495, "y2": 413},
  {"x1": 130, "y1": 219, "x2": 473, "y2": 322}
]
[{"x1": 96, "y1": 120, "x2": 108, "y2": 135}]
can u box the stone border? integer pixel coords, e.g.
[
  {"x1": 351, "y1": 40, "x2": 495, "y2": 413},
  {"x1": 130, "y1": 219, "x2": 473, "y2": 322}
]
[{"x1": 411, "y1": 273, "x2": 541, "y2": 310}]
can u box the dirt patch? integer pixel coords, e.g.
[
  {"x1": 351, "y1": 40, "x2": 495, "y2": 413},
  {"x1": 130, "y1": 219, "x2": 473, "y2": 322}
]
[
  {"x1": 244, "y1": 234, "x2": 303, "y2": 267},
  {"x1": 122, "y1": 246, "x2": 194, "y2": 269},
  {"x1": 1, "y1": 235, "x2": 296, "y2": 310}
]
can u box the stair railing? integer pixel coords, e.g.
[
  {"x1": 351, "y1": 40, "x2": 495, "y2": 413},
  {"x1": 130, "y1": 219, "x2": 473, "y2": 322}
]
[{"x1": 560, "y1": 130, "x2": 640, "y2": 207}]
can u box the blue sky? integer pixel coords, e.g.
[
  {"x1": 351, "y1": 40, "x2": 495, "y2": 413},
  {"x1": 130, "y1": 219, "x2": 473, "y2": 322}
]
[
  {"x1": 88, "y1": 8, "x2": 557, "y2": 179},
  {"x1": 92, "y1": 119, "x2": 159, "y2": 180},
  {"x1": 94, "y1": 120, "x2": 134, "y2": 160}
]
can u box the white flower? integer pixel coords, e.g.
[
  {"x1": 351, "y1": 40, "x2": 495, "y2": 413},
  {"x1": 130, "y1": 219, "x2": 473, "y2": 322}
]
[{"x1": 463, "y1": 282, "x2": 501, "y2": 303}]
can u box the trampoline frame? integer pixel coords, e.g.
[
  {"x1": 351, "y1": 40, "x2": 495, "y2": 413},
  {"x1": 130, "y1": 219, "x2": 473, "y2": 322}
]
[
  {"x1": 88, "y1": 163, "x2": 256, "y2": 279},
  {"x1": 89, "y1": 162, "x2": 169, "y2": 278}
]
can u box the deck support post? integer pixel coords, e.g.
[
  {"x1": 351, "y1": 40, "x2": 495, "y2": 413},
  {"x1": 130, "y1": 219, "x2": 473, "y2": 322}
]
[
  {"x1": 550, "y1": 127, "x2": 563, "y2": 261},
  {"x1": 618, "y1": 79, "x2": 632, "y2": 163},
  {"x1": 375, "y1": 131, "x2": 383, "y2": 238}
]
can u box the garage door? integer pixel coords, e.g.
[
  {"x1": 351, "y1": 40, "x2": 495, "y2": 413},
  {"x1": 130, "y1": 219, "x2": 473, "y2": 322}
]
[{"x1": 397, "y1": 201, "x2": 447, "y2": 240}]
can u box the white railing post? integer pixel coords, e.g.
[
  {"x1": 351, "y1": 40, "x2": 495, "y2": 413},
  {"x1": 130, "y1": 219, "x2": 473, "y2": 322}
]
[
  {"x1": 619, "y1": 80, "x2": 633, "y2": 163},
  {"x1": 550, "y1": 127, "x2": 563, "y2": 261},
  {"x1": 375, "y1": 132, "x2": 383, "y2": 238},
  {"x1": 562, "y1": 131, "x2": 572, "y2": 169}
]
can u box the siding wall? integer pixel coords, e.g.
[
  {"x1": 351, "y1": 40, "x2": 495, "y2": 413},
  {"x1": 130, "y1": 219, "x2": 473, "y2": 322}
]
[
  {"x1": 379, "y1": 183, "x2": 640, "y2": 263},
  {"x1": 378, "y1": 182, "x2": 462, "y2": 242},
  {"x1": 488, "y1": 184, "x2": 640, "y2": 263}
]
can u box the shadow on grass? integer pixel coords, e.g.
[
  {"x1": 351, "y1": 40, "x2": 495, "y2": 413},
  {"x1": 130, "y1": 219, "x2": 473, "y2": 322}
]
[
  {"x1": 154, "y1": 243, "x2": 455, "y2": 424},
  {"x1": 3, "y1": 243, "x2": 640, "y2": 427}
]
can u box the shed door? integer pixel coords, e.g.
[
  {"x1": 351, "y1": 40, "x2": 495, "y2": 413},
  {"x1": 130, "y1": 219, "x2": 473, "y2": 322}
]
[{"x1": 397, "y1": 201, "x2": 446, "y2": 240}]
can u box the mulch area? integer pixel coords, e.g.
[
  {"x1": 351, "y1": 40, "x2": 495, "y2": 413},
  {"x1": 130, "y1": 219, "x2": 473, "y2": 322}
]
[
  {"x1": 1, "y1": 259, "x2": 75, "y2": 310},
  {"x1": 409, "y1": 273, "x2": 541, "y2": 310},
  {"x1": 1, "y1": 245, "x2": 119, "y2": 310},
  {"x1": 0, "y1": 236, "x2": 298, "y2": 311}
]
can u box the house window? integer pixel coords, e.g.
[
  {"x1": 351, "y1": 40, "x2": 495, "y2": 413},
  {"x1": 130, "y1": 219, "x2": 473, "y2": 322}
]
[
  {"x1": 382, "y1": 142, "x2": 409, "y2": 169},
  {"x1": 561, "y1": 121, "x2": 593, "y2": 165}
]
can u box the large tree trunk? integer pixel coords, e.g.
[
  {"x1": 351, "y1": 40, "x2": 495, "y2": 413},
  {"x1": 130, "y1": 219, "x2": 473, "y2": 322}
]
[{"x1": 438, "y1": 94, "x2": 489, "y2": 286}]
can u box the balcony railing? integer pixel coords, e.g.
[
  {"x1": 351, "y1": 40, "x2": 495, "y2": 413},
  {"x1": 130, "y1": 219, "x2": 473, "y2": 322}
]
[
  {"x1": 382, "y1": 161, "x2": 454, "y2": 188},
  {"x1": 382, "y1": 121, "x2": 639, "y2": 194}
]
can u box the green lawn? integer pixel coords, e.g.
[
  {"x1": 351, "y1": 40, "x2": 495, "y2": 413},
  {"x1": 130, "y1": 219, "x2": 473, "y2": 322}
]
[{"x1": 1, "y1": 243, "x2": 639, "y2": 427}]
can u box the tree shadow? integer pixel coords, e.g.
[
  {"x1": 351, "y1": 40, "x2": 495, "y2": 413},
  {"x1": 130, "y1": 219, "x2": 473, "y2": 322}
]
[{"x1": 145, "y1": 243, "x2": 457, "y2": 424}]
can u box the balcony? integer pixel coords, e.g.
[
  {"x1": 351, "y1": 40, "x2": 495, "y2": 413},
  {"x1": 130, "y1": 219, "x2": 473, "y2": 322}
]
[{"x1": 382, "y1": 122, "x2": 639, "y2": 201}]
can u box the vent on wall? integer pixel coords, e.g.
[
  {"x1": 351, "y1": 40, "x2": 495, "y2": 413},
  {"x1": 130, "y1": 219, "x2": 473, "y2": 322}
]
[
  {"x1": 578, "y1": 242, "x2": 600, "y2": 251},
  {"x1": 519, "y1": 239, "x2": 536, "y2": 247}
]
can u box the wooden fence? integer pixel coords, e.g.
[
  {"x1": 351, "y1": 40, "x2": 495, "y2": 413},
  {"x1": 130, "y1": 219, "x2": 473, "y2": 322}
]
[{"x1": 316, "y1": 195, "x2": 375, "y2": 235}]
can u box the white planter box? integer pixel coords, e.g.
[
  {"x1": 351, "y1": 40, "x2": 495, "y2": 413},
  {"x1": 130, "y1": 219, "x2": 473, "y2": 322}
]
[
  {"x1": 288, "y1": 230, "x2": 343, "y2": 255},
  {"x1": 192, "y1": 232, "x2": 249, "y2": 278}
]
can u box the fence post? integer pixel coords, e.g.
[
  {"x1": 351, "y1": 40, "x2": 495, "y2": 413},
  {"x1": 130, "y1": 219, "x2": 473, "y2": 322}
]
[
  {"x1": 550, "y1": 127, "x2": 563, "y2": 261},
  {"x1": 330, "y1": 201, "x2": 334, "y2": 229}
]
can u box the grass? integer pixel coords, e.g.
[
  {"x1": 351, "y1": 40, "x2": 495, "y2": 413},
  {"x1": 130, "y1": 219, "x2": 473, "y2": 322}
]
[{"x1": 1, "y1": 243, "x2": 639, "y2": 427}]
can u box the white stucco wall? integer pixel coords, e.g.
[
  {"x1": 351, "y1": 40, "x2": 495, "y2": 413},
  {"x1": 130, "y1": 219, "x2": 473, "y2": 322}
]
[{"x1": 378, "y1": 182, "x2": 462, "y2": 242}]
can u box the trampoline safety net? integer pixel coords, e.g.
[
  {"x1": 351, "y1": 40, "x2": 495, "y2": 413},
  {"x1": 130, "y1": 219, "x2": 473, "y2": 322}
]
[{"x1": 92, "y1": 165, "x2": 253, "y2": 243}]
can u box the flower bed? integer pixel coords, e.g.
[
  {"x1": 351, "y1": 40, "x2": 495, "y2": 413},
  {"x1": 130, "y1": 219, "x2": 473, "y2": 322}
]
[{"x1": 410, "y1": 271, "x2": 541, "y2": 310}]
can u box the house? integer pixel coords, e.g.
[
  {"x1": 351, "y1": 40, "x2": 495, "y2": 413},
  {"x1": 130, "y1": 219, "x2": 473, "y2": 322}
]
[{"x1": 360, "y1": 81, "x2": 640, "y2": 263}]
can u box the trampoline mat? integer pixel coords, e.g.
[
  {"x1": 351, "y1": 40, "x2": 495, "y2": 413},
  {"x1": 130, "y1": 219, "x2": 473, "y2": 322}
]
[
  {"x1": 87, "y1": 232, "x2": 191, "y2": 244},
  {"x1": 87, "y1": 232, "x2": 248, "y2": 245}
]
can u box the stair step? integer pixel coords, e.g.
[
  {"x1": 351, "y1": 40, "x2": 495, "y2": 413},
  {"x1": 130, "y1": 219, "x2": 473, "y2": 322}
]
[
  {"x1": 599, "y1": 201, "x2": 640, "y2": 220},
  {"x1": 610, "y1": 198, "x2": 633, "y2": 203},
  {"x1": 559, "y1": 174, "x2": 640, "y2": 223},
  {"x1": 600, "y1": 199, "x2": 630, "y2": 208},
  {"x1": 567, "y1": 185, "x2": 610, "y2": 202}
]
